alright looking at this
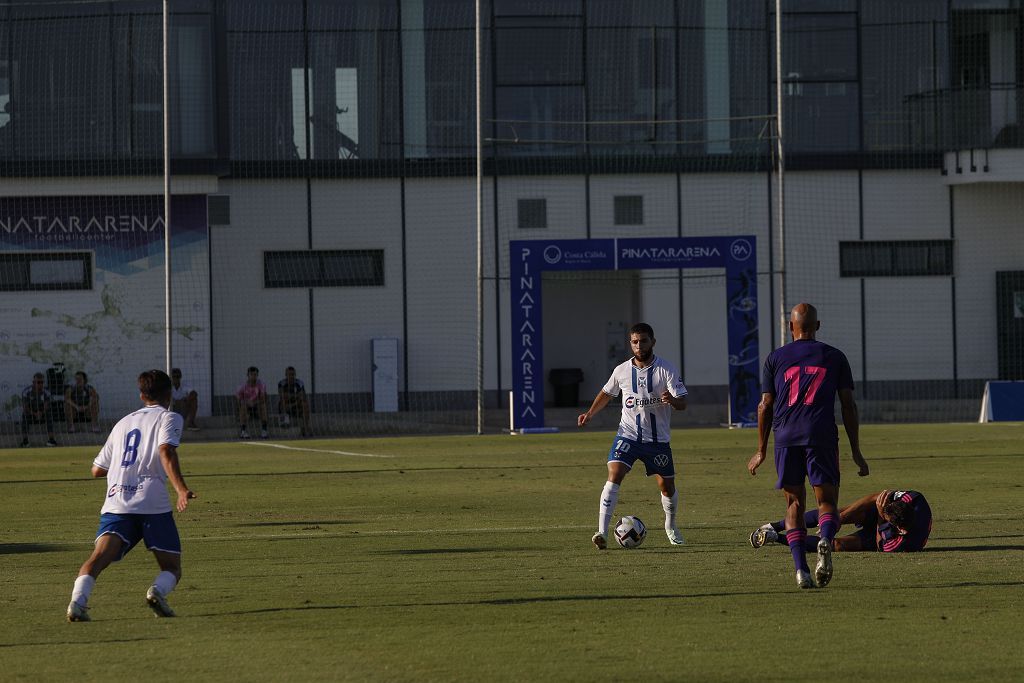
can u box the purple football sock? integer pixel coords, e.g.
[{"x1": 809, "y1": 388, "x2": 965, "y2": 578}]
[{"x1": 785, "y1": 528, "x2": 810, "y2": 573}]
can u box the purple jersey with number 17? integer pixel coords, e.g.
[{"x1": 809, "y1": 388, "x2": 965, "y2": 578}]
[{"x1": 761, "y1": 339, "x2": 854, "y2": 447}]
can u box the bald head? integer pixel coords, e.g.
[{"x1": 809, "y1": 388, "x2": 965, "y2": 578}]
[{"x1": 789, "y1": 303, "x2": 820, "y2": 340}]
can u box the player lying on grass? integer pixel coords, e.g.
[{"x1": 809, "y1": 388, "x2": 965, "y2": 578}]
[{"x1": 750, "y1": 489, "x2": 932, "y2": 553}]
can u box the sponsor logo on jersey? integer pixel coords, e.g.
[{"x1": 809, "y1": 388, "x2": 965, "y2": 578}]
[
  {"x1": 624, "y1": 395, "x2": 661, "y2": 409},
  {"x1": 107, "y1": 483, "x2": 145, "y2": 497}
]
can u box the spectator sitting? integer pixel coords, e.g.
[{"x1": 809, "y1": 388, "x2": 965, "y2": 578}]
[
  {"x1": 277, "y1": 366, "x2": 311, "y2": 437},
  {"x1": 237, "y1": 366, "x2": 269, "y2": 440},
  {"x1": 171, "y1": 368, "x2": 200, "y2": 431},
  {"x1": 22, "y1": 372, "x2": 57, "y2": 447},
  {"x1": 64, "y1": 371, "x2": 100, "y2": 433}
]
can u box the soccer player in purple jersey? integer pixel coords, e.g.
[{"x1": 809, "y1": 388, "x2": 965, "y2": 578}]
[
  {"x1": 748, "y1": 303, "x2": 869, "y2": 589},
  {"x1": 750, "y1": 488, "x2": 932, "y2": 553}
]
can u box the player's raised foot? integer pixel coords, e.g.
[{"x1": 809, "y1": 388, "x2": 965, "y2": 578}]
[
  {"x1": 666, "y1": 528, "x2": 686, "y2": 546},
  {"x1": 146, "y1": 586, "x2": 176, "y2": 618},
  {"x1": 66, "y1": 601, "x2": 90, "y2": 622},
  {"x1": 796, "y1": 569, "x2": 816, "y2": 589},
  {"x1": 814, "y1": 538, "x2": 834, "y2": 588},
  {"x1": 749, "y1": 523, "x2": 778, "y2": 549},
  {"x1": 591, "y1": 532, "x2": 607, "y2": 550},
  {"x1": 45, "y1": 438, "x2": 58, "y2": 447}
]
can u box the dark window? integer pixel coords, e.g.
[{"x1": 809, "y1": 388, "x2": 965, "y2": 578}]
[
  {"x1": 264, "y1": 250, "x2": 384, "y2": 288},
  {"x1": 208, "y1": 195, "x2": 230, "y2": 225},
  {"x1": 517, "y1": 198, "x2": 547, "y2": 229},
  {"x1": 0, "y1": 252, "x2": 92, "y2": 291},
  {"x1": 839, "y1": 240, "x2": 954, "y2": 277},
  {"x1": 614, "y1": 195, "x2": 644, "y2": 226}
]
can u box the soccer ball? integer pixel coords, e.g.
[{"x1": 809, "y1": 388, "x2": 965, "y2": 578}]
[{"x1": 614, "y1": 515, "x2": 647, "y2": 549}]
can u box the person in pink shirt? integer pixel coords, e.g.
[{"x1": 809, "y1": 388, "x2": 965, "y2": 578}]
[{"x1": 236, "y1": 366, "x2": 269, "y2": 439}]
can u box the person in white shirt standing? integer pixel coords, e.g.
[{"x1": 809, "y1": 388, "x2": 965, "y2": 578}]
[
  {"x1": 66, "y1": 369, "x2": 196, "y2": 622},
  {"x1": 578, "y1": 323, "x2": 688, "y2": 549}
]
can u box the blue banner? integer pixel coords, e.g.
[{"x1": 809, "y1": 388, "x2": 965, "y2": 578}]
[{"x1": 510, "y1": 236, "x2": 758, "y2": 430}]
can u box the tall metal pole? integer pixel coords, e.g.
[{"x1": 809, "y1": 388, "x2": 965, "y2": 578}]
[
  {"x1": 774, "y1": 0, "x2": 786, "y2": 348},
  {"x1": 163, "y1": 0, "x2": 173, "y2": 373},
  {"x1": 475, "y1": 0, "x2": 485, "y2": 434}
]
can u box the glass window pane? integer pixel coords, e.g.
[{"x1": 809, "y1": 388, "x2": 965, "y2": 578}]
[
  {"x1": 776, "y1": 14, "x2": 858, "y2": 82},
  {"x1": 494, "y1": 85, "x2": 584, "y2": 156},
  {"x1": 495, "y1": 24, "x2": 583, "y2": 85},
  {"x1": 308, "y1": 32, "x2": 402, "y2": 161},
  {"x1": 226, "y1": 0, "x2": 303, "y2": 31},
  {"x1": 308, "y1": 0, "x2": 398, "y2": 31},
  {"x1": 780, "y1": 82, "x2": 860, "y2": 151},
  {"x1": 30, "y1": 259, "x2": 84, "y2": 286},
  {"x1": 229, "y1": 33, "x2": 305, "y2": 160},
  {"x1": 588, "y1": 1, "x2": 674, "y2": 27},
  {"x1": 494, "y1": 1, "x2": 582, "y2": 17}
]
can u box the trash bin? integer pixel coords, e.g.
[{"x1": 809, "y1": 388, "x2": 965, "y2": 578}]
[{"x1": 549, "y1": 368, "x2": 584, "y2": 407}]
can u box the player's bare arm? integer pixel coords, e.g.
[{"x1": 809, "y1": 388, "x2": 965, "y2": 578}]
[
  {"x1": 578, "y1": 390, "x2": 612, "y2": 428},
  {"x1": 159, "y1": 444, "x2": 196, "y2": 512},
  {"x1": 91, "y1": 465, "x2": 108, "y2": 478},
  {"x1": 660, "y1": 390, "x2": 687, "y2": 411},
  {"x1": 837, "y1": 491, "x2": 884, "y2": 526},
  {"x1": 838, "y1": 388, "x2": 869, "y2": 476},
  {"x1": 748, "y1": 392, "x2": 774, "y2": 475}
]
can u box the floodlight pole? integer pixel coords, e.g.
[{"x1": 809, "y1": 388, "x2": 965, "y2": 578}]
[
  {"x1": 163, "y1": 0, "x2": 172, "y2": 373},
  {"x1": 475, "y1": 0, "x2": 485, "y2": 434},
  {"x1": 775, "y1": 0, "x2": 787, "y2": 348}
]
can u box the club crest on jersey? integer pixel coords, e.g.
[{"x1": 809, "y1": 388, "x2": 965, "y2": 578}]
[{"x1": 637, "y1": 376, "x2": 647, "y2": 388}]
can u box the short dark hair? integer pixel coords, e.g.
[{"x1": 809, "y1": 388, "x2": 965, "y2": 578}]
[
  {"x1": 286, "y1": 366, "x2": 295, "y2": 372},
  {"x1": 630, "y1": 322, "x2": 655, "y2": 339},
  {"x1": 76, "y1": 371, "x2": 88, "y2": 382},
  {"x1": 248, "y1": 366, "x2": 259, "y2": 374},
  {"x1": 171, "y1": 367, "x2": 182, "y2": 377},
  {"x1": 138, "y1": 369, "x2": 173, "y2": 402},
  {"x1": 883, "y1": 498, "x2": 915, "y2": 533},
  {"x1": 32, "y1": 372, "x2": 44, "y2": 381}
]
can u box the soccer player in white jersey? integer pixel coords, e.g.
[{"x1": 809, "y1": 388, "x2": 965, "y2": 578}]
[
  {"x1": 578, "y1": 323, "x2": 689, "y2": 548},
  {"x1": 66, "y1": 369, "x2": 196, "y2": 622}
]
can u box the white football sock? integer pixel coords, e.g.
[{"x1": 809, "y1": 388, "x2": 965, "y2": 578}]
[
  {"x1": 153, "y1": 570, "x2": 178, "y2": 596},
  {"x1": 661, "y1": 491, "x2": 678, "y2": 531},
  {"x1": 598, "y1": 481, "x2": 620, "y2": 536},
  {"x1": 71, "y1": 574, "x2": 95, "y2": 607}
]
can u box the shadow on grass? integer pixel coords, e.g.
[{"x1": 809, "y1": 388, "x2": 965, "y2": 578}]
[
  {"x1": 235, "y1": 520, "x2": 357, "y2": 527},
  {"x1": 0, "y1": 542, "x2": 71, "y2": 555},
  {"x1": 0, "y1": 637, "x2": 169, "y2": 649},
  {"x1": 371, "y1": 547, "x2": 530, "y2": 555}
]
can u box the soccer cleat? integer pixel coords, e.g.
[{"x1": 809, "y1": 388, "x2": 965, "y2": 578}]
[
  {"x1": 666, "y1": 528, "x2": 686, "y2": 546},
  {"x1": 46, "y1": 438, "x2": 58, "y2": 447},
  {"x1": 20, "y1": 439, "x2": 29, "y2": 448},
  {"x1": 66, "y1": 601, "x2": 90, "y2": 622},
  {"x1": 280, "y1": 414, "x2": 291, "y2": 428},
  {"x1": 146, "y1": 586, "x2": 176, "y2": 618},
  {"x1": 796, "y1": 570, "x2": 815, "y2": 589},
  {"x1": 186, "y1": 425, "x2": 200, "y2": 431},
  {"x1": 749, "y1": 523, "x2": 779, "y2": 549},
  {"x1": 815, "y1": 538, "x2": 834, "y2": 588},
  {"x1": 592, "y1": 532, "x2": 607, "y2": 550},
  {"x1": 239, "y1": 427, "x2": 250, "y2": 439},
  {"x1": 260, "y1": 429, "x2": 269, "y2": 439}
]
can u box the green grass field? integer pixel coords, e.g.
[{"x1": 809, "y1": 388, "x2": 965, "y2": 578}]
[{"x1": 1, "y1": 423, "x2": 1022, "y2": 682}]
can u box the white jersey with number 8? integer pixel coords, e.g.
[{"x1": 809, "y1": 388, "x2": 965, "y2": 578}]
[{"x1": 93, "y1": 405, "x2": 183, "y2": 515}]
